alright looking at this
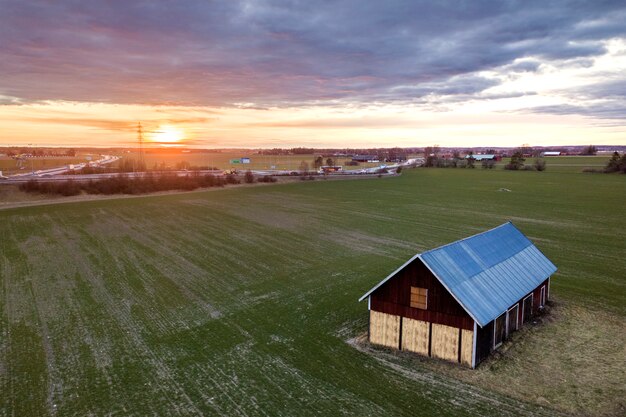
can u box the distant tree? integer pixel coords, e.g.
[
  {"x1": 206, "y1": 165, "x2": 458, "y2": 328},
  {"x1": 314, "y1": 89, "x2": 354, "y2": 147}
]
[
  {"x1": 533, "y1": 158, "x2": 546, "y2": 171},
  {"x1": 467, "y1": 151, "x2": 475, "y2": 169},
  {"x1": 119, "y1": 158, "x2": 134, "y2": 172},
  {"x1": 519, "y1": 144, "x2": 533, "y2": 156},
  {"x1": 482, "y1": 159, "x2": 496, "y2": 169},
  {"x1": 325, "y1": 158, "x2": 334, "y2": 167},
  {"x1": 426, "y1": 156, "x2": 437, "y2": 167},
  {"x1": 423, "y1": 147, "x2": 436, "y2": 167},
  {"x1": 313, "y1": 156, "x2": 324, "y2": 169},
  {"x1": 485, "y1": 149, "x2": 496, "y2": 154},
  {"x1": 299, "y1": 161, "x2": 309, "y2": 174},
  {"x1": 258, "y1": 175, "x2": 277, "y2": 183},
  {"x1": 505, "y1": 151, "x2": 525, "y2": 170},
  {"x1": 581, "y1": 145, "x2": 598, "y2": 155},
  {"x1": 244, "y1": 170, "x2": 255, "y2": 183},
  {"x1": 136, "y1": 160, "x2": 147, "y2": 172},
  {"x1": 176, "y1": 160, "x2": 191, "y2": 170},
  {"x1": 66, "y1": 148, "x2": 76, "y2": 157},
  {"x1": 604, "y1": 152, "x2": 623, "y2": 173},
  {"x1": 225, "y1": 174, "x2": 240, "y2": 184}
]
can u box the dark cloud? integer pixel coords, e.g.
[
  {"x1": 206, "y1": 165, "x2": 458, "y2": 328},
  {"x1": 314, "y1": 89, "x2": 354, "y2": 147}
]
[
  {"x1": 0, "y1": 0, "x2": 625, "y2": 112},
  {"x1": 530, "y1": 78, "x2": 626, "y2": 120},
  {"x1": 504, "y1": 60, "x2": 542, "y2": 73},
  {"x1": 393, "y1": 75, "x2": 500, "y2": 97},
  {"x1": 529, "y1": 102, "x2": 626, "y2": 120}
]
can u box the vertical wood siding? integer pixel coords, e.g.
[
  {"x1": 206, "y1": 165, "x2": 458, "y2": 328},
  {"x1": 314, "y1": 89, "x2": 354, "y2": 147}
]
[{"x1": 370, "y1": 258, "x2": 473, "y2": 330}]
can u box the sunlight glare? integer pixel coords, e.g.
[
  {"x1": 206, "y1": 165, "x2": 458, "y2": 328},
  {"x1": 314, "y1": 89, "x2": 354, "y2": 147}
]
[{"x1": 151, "y1": 125, "x2": 185, "y2": 143}]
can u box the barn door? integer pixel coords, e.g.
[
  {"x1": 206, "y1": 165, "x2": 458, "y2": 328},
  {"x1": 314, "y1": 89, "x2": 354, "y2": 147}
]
[
  {"x1": 522, "y1": 294, "x2": 533, "y2": 324},
  {"x1": 493, "y1": 313, "x2": 507, "y2": 348},
  {"x1": 540, "y1": 286, "x2": 546, "y2": 307},
  {"x1": 507, "y1": 304, "x2": 519, "y2": 335}
]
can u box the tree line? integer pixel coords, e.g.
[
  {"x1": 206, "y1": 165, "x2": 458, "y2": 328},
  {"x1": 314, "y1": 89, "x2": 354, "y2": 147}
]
[
  {"x1": 19, "y1": 173, "x2": 243, "y2": 196},
  {"x1": 584, "y1": 152, "x2": 626, "y2": 174}
]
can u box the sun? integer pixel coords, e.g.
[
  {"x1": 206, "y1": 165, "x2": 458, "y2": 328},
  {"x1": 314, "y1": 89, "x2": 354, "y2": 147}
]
[{"x1": 150, "y1": 125, "x2": 185, "y2": 143}]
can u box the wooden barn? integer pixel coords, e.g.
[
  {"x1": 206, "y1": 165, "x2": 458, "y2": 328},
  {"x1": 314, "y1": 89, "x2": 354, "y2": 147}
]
[{"x1": 359, "y1": 222, "x2": 557, "y2": 368}]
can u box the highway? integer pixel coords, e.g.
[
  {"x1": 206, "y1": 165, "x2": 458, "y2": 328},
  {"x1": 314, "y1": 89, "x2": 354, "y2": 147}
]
[
  {"x1": 2, "y1": 154, "x2": 120, "y2": 180},
  {"x1": 1, "y1": 156, "x2": 424, "y2": 184}
]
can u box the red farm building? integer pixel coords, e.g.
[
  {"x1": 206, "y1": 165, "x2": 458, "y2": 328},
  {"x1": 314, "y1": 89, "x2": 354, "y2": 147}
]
[{"x1": 359, "y1": 222, "x2": 557, "y2": 368}]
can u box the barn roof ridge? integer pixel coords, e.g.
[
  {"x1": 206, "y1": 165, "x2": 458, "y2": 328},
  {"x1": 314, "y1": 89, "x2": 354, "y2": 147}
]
[
  {"x1": 421, "y1": 221, "x2": 517, "y2": 255},
  {"x1": 358, "y1": 222, "x2": 557, "y2": 327},
  {"x1": 358, "y1": 222, "x2": 514, "y2": 303}
]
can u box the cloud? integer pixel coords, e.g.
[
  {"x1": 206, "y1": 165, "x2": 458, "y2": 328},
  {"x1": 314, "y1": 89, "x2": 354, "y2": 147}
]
[
  {"x1": 13, "y1": 116, "x2": 215, "y2": 132},
  {"x1": 0, "y1": 0, "x2": 625, "y2": 118},
  {"x1": 528, "y1": 103, "x2": 626, "y2": 120}
]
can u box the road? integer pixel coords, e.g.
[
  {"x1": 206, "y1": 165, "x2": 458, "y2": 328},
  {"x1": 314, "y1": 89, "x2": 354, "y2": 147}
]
[
  {"x1": 2, "y1": 154, "x2": 120, "y2": 180},
  {"x1": 1, "y1": 157, "x2": 424, "y2": 184}
]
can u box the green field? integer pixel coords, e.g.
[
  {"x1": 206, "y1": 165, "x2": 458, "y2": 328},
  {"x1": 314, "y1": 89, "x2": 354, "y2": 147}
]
[{"x1": 1, "y1": 166, "x2": 624, "y2": 416}]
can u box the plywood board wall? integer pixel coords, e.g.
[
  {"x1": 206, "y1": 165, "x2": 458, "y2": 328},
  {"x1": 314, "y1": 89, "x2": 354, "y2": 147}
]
[
  {"x1": 369, "y1": 310, "x2": 400, "y2": 349},
  {"x1": 431, "y1": 323, "x2": 459, "y2": 362},
  {"x1": 401, "y1": 317, "x2": 429, "y2": 355},
  {"x1": 460, "y1": 329, "x2": 473, "y2": 366}
]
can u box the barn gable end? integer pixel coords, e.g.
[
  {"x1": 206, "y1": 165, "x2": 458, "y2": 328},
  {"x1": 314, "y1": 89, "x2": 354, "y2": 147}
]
[{"x1": 370, "y1": 258, "x2": 474, "y2": 330}]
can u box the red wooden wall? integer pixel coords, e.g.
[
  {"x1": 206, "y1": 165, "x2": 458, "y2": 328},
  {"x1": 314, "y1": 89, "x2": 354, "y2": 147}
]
[{"x1": 370, "y1": 258, "x2": 474, "y2": 330}]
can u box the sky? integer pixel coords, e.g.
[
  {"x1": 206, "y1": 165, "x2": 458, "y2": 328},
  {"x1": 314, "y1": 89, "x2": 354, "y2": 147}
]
[{"x1": 1, "y1": 0, "x2": 625, "y2": 149}]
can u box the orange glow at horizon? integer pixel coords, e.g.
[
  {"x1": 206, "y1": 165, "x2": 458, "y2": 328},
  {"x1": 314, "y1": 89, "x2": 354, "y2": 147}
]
[
  {"x1": 0, "y1": 101, "x2": 625, "y2": 149},
  {"x1": 150, "y1": 125, "x2": 185, "y2": 144}
]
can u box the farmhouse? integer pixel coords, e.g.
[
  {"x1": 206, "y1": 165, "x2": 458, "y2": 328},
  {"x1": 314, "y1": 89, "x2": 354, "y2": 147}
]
[{"x1": 359, "y1": 222, "x2": 557, "y2": 368}]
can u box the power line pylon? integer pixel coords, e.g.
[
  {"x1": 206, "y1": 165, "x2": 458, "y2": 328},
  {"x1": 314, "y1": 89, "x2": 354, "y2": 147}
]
[{"x1": 137, "y1": 122, "x2": 144, "y2": 170}]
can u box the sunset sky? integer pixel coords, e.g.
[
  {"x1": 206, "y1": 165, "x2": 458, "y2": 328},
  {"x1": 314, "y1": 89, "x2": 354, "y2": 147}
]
[{"x1": 1, "y1": 1, "x2": 625, "y2": 148}]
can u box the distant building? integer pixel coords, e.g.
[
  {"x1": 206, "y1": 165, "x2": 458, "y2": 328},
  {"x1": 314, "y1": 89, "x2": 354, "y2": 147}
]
[
  {"x1": 386, "y1": 155, "x2": 408, "y2": 162},
  {"x1": 319, "y1": 166, "x2": 343, "y2": 173},
  {"x1": 466, "y1": 154, "x2": 498, "y2": 161},
  {"x1": 541, "y1": 151, "x2": 561, "y2": 157},
  {"x1": 359, "y1": 222, "x2": 557, "y2": 368},
  {"x1": 352, "y1": 155, "x2": 379, "y2": 162}
]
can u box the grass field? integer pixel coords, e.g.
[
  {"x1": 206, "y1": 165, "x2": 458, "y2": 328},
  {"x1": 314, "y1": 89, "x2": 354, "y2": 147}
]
[{"x1": 1, "y1": 165, "x2": 624, "y2": 416}]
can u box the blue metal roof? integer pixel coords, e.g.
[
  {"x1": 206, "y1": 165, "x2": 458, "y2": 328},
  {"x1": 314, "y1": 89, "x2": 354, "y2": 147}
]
[{"x1": 359, "y1": 222, "x2": 557, "y2": 327}]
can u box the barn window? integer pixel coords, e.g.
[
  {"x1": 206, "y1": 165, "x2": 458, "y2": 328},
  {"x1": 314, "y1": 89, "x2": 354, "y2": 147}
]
[
  {"x1": 410, "y1": 287, "x2": 428, "y2": 309},
  {"x1": 493, "y1": 313, "x2": 506, "y2": 348}
]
